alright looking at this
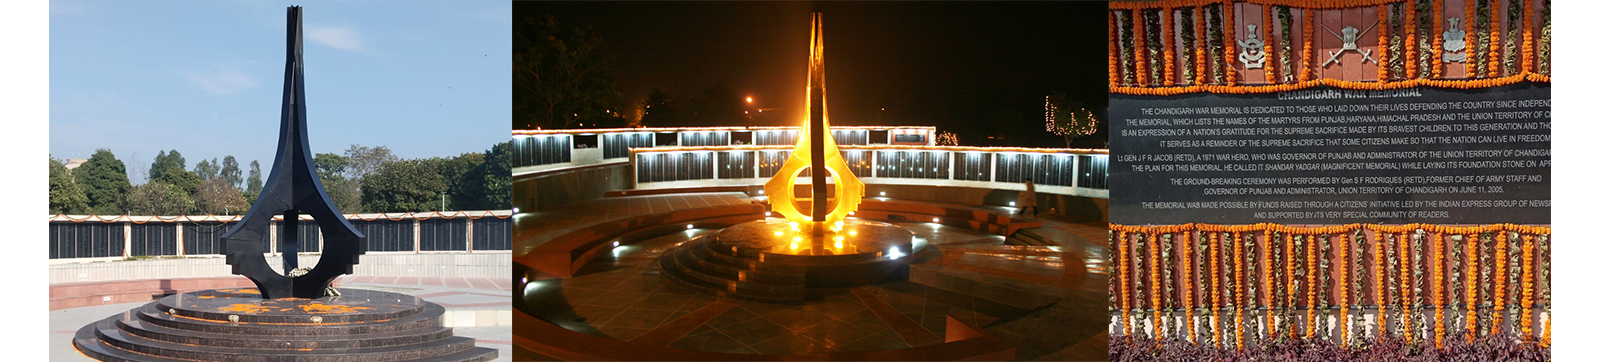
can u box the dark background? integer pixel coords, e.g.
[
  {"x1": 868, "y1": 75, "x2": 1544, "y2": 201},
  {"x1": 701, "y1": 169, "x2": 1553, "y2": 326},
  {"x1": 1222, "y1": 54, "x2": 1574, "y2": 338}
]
[{"x1": 515, "y1": 1, "x2": 1108, "y2": 148}]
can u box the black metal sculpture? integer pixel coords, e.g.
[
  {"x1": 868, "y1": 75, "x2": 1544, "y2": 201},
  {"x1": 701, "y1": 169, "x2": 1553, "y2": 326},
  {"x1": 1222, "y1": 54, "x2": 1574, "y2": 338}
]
[{"x1": 221, "y1": 6, "x2": 366, "y2": 299}]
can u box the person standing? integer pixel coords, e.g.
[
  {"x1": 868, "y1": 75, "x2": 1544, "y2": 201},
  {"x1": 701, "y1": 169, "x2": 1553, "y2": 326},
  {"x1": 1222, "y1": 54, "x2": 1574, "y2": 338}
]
[{"x1": 1017, "y1": 178, "x2": 1038, "y2": 217}]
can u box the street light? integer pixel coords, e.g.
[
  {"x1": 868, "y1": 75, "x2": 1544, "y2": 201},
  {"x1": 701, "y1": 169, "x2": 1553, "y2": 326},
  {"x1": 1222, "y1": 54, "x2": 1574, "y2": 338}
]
[{"x1": 746, "y1": 96, "x2": 753, "y2": 104}]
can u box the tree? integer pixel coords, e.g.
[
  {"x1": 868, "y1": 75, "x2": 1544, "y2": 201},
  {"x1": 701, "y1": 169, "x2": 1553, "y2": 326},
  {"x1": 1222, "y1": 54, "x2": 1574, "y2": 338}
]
[
  {"x1": 74, "y1": 149, "x2": 131, "y2": 215},
  {"x1": 49, "y1": 157, "x2": 90, "y2": 214},
  {"x1": 194, "y1": 158, "x2": 220, "y2": 181},
  {"x1": 122, "y1": 181, "x2": 194, "y2": 216},
  {"x1": 1045, "y1": 94, "x2": 1102, "y2": 147},
  {"x1": 439, "y1": 152, "x2": 485, "y2": 210},
  {"x1": 246, "y1": 160, "x2": 263, "y2": 195},
  {"x1": 195, "y1": 177, "x2": 248, "y2": 215},
  {"x1": 221, "y1": 156, "x2": 243, "y2": 190},
  {"x1": 150, "y1": 150, "x2": 203, "y2": 196},
  {"x1": 359, "y1": 159, "x2": 448, "y2": 213},
  {"x1": 344, "y1": 145, "x2": 398, "y2": 183},
  {"x1": 457, "y1": 141, "x2": 512, "y2": 210},
  {"x1": 313, "y1": 152, "x2": 361, "y2": 214},
  {"x1": 639, "y1": 89, "x2": 681, "y2": 127},
  {"x1": 513, "y1": 14, "x2": 624, "y2": 129}
]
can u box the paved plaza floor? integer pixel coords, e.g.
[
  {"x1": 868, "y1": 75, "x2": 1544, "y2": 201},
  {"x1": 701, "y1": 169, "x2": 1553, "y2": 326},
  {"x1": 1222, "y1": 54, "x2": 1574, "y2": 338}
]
[
  {"x1": 51, "y1": 277, "x2": 512, "y2": 361},
  {"x1": 516, "y1": 193, "x2": 1110, "y2": 360}
]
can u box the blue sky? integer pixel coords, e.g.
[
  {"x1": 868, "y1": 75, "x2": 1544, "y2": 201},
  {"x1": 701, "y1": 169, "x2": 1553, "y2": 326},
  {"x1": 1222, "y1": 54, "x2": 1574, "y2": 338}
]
[{"x1": 50, "y1": 0, "x2": 509, "y2": 183}]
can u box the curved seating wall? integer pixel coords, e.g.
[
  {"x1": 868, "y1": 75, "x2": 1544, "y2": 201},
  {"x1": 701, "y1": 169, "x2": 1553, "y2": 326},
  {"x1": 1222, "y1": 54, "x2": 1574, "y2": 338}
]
[{"x1": 516, "y1": 203, "x2": 766, "y2": 279}]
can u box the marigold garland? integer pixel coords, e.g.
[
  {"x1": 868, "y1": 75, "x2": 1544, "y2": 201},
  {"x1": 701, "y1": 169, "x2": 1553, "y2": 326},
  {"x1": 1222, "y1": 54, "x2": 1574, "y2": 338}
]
[
  {"x1": 1375, "y1": 231, "x2": 1387, "y2": 342},
  {"x1": 1339, "y1": 232, "x2": 1350, "y2": 346},
  {"x1": 1261, "y1": 5, "x2": 1276, "y2": 84},
  {"x1": 1302, "y1": 9, "x2": 1315, "y2": 82},
  {"x1": 1264, "y1": 231, "x2": 1277, "y2": 338},
  {"x1": 1493, "y1": 230, "x2": 1507, "y2": 335},
  {"x1": 1119, "y1": 231, "x2": 1132, "y2": 334},
  {"x1": 1182, "y1": 231, "x2": 1196, "y2": 343},
  {"x1": 1400, "y1": 231, "x2": 1413, "y2": 344},
  {"x1": 1520, "y1": 0, "x2": 1534, "y2": 75},
  {"x1": 1465, "y1": 232, "x2": 1479, "y2": 342},
  {"x1": 1465, "y1": 1, "x2": 1477, "y2": 77},
  {"x1": 1306, "y1": 232, "x2": 1319, "y2": 339},
  {"x1": 1211, "y1": 231, "x2": 1223, "y2": 347},
  {"x1": 1110, "y1": 12, "x2": 1120, "y2": 87},
  {"x1": 1405, "y1": 0, "x2": 1418, "y2": 79},
  {"x1": 1233, "y1": 232, "x2": 1245, "y2": 350},
  {"x1": 1194, "y1": 7, "x2": 1209, "y2": 85},
  {"x1": 1286, "y1": 232, "x2": 1299, "y2": 339},
  {"x1": 1150, "y1": 232, "x2": 1164, "y2": 340},
  {"x1": 1377, "y1": 5, "x2": 1391, "y2": 82}
]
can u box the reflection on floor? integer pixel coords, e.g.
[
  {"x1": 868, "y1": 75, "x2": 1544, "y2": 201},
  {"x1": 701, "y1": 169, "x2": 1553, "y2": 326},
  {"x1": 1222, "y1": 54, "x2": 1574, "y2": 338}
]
[{"x1": 521, "y1": 217, "x2": 1109, "y2": 360}]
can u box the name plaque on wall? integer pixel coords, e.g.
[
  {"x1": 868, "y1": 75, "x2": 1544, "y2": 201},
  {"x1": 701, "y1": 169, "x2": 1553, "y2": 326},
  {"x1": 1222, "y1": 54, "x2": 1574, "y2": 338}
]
[{"x1": 1110, "y1": 84, "x2": 1550, "y2": 225}]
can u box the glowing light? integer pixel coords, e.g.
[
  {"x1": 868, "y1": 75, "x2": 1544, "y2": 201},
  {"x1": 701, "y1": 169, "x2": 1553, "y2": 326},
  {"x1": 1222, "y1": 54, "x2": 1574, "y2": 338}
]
[
  {"x1": 746, "y1": 96, "x2": 754, "y2": 103},
  {"x1": 512, "y1": 207, "x2": 520, "y2": 213},
  {"x1": 762, "y1": 14, "x2": 865, "y2": 228},
  {"x1": 686, "y1": 224, "x2": 694, "y2": 229},
  {"x1": 849, "y1": 230, "x2": 857, "y2": 236},
  {"x1": 765, "y1": 211, "x2": 772, "y2": 216},
  {"x1": 793, "y1": 237, "x2": 802, "y2": 243},
  {"x1": 1009, "y1": 202, "x2": 1015, "y2": 206},
  {"x1": 932, "y1": 218, "x2": 940, "y2": 223},
  {"x1": 887, "y1": 247, "x2": 905, "y2": 260},
  {"x1": 775, "y1": 231, "x2": 784, "y2": 236},
  {"x1": 612, "y1": 241, "x2": 620, "y2": 247},
  {"x1": 880, "y1": 192, "x2": 886, "y2": 196}
]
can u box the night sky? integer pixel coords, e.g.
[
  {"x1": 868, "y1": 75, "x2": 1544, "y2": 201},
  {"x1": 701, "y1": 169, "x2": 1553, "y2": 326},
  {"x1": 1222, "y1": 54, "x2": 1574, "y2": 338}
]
[{"x1": 516, "y1": 1, "x2": 1107, "y2": 147}]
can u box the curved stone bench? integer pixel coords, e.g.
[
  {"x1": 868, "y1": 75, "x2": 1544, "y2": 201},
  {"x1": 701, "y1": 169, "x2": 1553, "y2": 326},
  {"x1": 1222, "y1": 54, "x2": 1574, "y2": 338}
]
[
  {"x1": 516, "y1": 202, "x2": 766, "y2": 279},
  {"x1": 50, "y1": 277, "x2": 254, "y2": 311}
]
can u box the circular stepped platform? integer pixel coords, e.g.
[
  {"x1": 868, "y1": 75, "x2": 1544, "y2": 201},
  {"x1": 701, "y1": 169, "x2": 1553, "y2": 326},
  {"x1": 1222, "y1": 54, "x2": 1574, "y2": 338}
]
[
  {"x1": 658, "y1": 219, "x2": 922, "y2": 304},
  {"x1": 73, "y1": 288, "x2": 498, "y2": 362}
]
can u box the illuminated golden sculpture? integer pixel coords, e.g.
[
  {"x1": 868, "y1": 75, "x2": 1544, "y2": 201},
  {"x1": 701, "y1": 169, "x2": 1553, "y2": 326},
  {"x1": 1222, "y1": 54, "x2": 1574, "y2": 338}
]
[{"x1": 764, "y1": 13, "x2": 864, "y2": 233}]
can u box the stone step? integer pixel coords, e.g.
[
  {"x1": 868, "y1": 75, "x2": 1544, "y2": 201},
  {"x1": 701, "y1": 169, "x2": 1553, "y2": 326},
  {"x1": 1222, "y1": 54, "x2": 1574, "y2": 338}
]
[
  {"x1": 658, "y1": 246, "x2": 804, "y2": 304},
  {"x1": 683, "y1": 240, "x2": 805, "y2": 285},
  {"x1": 134, "y1": 302, "x2": 446, "y2": 336},
  {"x1": 80, "y1": 316, "x2": 488, "y2": 362},
  {"x1": 1005, "y1": 229, "x2": 1056, "y2": 247},
  {"x1": 910, "y1": 263, "x2": 1065, "y2": 310},
  {"x1": 116, "y1": 316, "x2": 457, "y2": 350}
]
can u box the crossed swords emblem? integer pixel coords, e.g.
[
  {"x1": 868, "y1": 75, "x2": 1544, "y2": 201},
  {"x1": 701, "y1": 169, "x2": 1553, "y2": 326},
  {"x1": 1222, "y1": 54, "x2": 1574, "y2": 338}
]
[{"x1": 1321, "y1": 21, "x2": 1380, "y2": 68}]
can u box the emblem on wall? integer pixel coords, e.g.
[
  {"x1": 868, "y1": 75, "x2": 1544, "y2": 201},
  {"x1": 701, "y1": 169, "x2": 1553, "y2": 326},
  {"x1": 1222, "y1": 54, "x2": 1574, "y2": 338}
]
[
  {"x1": 1321, "y1": 21, "x2": 1379, "y2": 68},
  {"x1": 1237, "y1": 24, "x2": 1266, "y2": 69},
  {"x1": 1442, "y1": 17, "x2": 1468, "y2": 63}
]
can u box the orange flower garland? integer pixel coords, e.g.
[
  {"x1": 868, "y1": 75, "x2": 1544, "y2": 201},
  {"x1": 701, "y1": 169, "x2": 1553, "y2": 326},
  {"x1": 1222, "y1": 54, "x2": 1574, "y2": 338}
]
[
  {"x1": 1405, "y1": 0, "x2": 1418, "y2": 79},
  {"x1": 1434, "y1": 232, "x2": 1445, "y2": 349},
  {"x1": 1521, "y1": 0, "x2": 1534, "y2": 74},
  {"x1": 1135, "y1": 10, "x2": 1149, "y2": 87},
  {"x1": 1520, "y1": 233, "x2": 1534, "y2": 341},
  {"x1": 1120, "y1": 231, "x2": 1132, "y2": 334},
  {"x1": 1195, "y1": 7, "x2": 1208, "y2": 85},
  {"x1": 1211, "y1": 231, "x2": 1222, "y2": 347},
  {"x1": 1165, "y1": 7, "x2": 1178, "y2": 87},
  {"x1": 1303, "y1": 9, "x2": 1315, "y2": 82},
  {"x1": 1110, "y1": 12, "x2": 1120, "y2": 87},
  {"x1": 1264, "y1": 231, "x2": 1277, "y2": 338},
  {"x1": 1431, "y1": 0, "x2": 1444, "y2": 79},
  {"x1": 1183, "y1": 230, "x2": 1196, "y2": 343},
  {"x1": 1489, "y1": 0, "x2": 1501, "y2": 77},
  {"x1": 1262, "y1": 5, "x2": 1276, "y2": 84},
  {"x1": 1285, "y1": 231, "x2": 1298, "y2": 338},
  {"x1": 1493, "y1": 230, "x2": 1507, "y2": 335},
  {"x1": 1150, "y1": 232, "x2": 1164, "y2": 340},
  {"x1": 1339, "y1": 232, "x2": 1350, "y2": 346},
  {"x1": 1465, "y1": 1, "x2": 1477, "y2": 77},
  {"x1": 1224, "y1": 0, "x2": 1237, "y2": 85},
  {"x1": 1378, "y1": 4, "x2": 1390, "y2": 82},
  {"x1": 1306, "y1": 232, "x2": 1319, "y2": 338}
]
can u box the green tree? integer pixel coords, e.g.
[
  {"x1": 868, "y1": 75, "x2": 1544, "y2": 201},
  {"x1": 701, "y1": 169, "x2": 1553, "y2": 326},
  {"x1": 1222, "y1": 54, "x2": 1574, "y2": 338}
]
[
  {"x1": 195, "y1": 177, "x2": 248, "y2": 215},
  {"x1": 49, "y1": 157, "x2": 90, "y2": 214},
  {"x1": 122, "y1": 181, "x2": 194, "y2": 215},
  {"x1": 313, "y1": 152, "x2": 361, "y2": 214},
  {"x1": 220, "y1": 156, "x2": 243, "y2": 190},
  {"x1": 74, "y1": 149, "x2": 131, "y2": 214},
  {"x1": 513, "y1": 13, "x2": 623, "y2": 129},
  {"x1": 344, "y1": 145, "x2": 398, "y2": 183},
  {"x1": 194, "y1": 158, "x2": 220, "y2": 181},
  {"x1": 359, "y1": 159, "x2": 448, "y2": 213},
  {"x1": 150, "y1": 150, "x2": 203, "y2": 196},
  {"x1": 457, "y1": 142, "x2": 512, "y2": 210},
  {"x1": 246, "y1": 160, "x2": 263, "y2": 195}
]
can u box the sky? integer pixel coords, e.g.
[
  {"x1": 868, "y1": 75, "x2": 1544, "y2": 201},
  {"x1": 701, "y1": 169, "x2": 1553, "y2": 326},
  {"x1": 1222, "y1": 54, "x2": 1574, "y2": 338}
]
[
  {"x1": 517, "y1": 1, "x2": 1108, "y2": 147},
  {"x1": 50, "y1": 0, "x2": 510, "y2": 183}
]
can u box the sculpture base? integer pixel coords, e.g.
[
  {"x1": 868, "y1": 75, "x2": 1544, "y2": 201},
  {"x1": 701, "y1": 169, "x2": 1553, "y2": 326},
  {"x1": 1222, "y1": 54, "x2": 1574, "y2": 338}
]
[
  {"x1": 659, "y1": 219, "x2": 923, "y2": 304},
  {"x1": 73, "y1": 288, "x2": 497, "y2": 362}
]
